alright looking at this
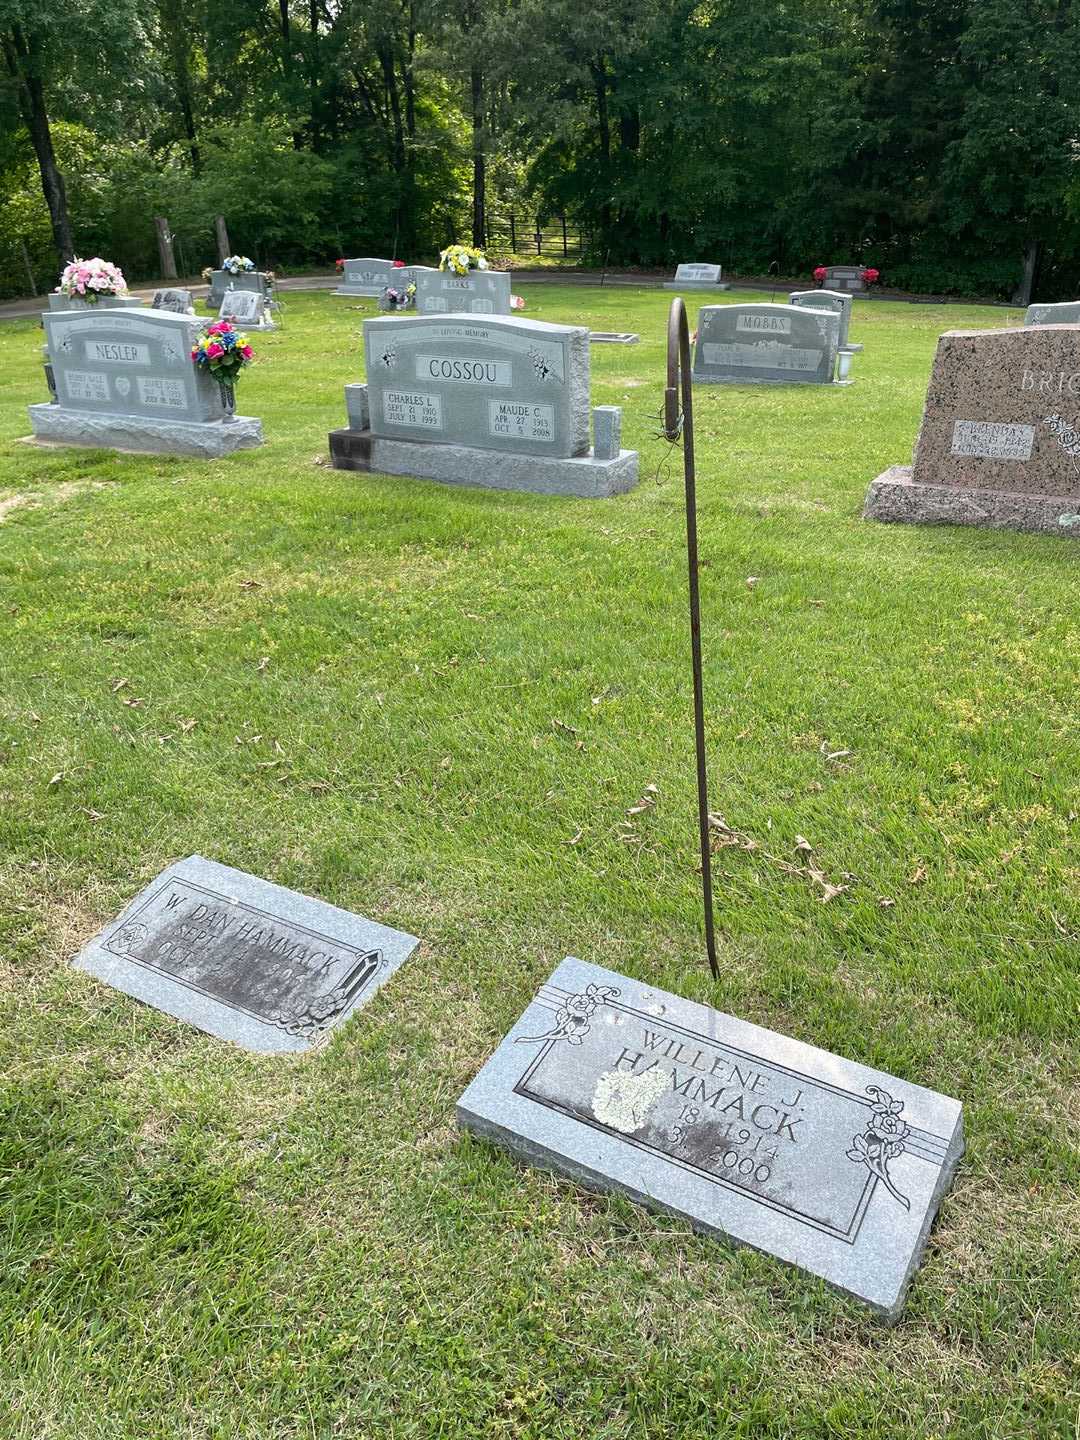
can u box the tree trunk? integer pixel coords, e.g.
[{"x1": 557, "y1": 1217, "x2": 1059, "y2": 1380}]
[
  {"x1": 471, "y1": 62, "x2": 485, "y2": 246},
  {"x1": 589, "y1": 57, "x2": 612, "y2": 243},
  {"x1": 1012, "y1": 239, "x2": 1040, "y2": 308},
  {"x1": 155, "y1": 217, "x2": 178, "y2": 279},
  {"x1": 3, "y1": 24, "x2": 75, "y2": 267},
  {"x1": 215, "y1": 215, "x2": 231, "y2": 264}
]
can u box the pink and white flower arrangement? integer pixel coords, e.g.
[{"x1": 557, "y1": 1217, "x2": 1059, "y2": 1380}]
[
  {"x1": 510, "y1": 294, "x2": 526, "y2": 310},
  {"x1": 56, "y1": 256, "x2": 128, "y2": 302}
]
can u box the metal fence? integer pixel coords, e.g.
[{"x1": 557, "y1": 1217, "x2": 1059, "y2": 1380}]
[{"x1": 485, "y1": 214, "x2": 585, "y2": 258}]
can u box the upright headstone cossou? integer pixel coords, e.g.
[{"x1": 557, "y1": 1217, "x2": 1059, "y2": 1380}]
[
  {"x1": 71, "y1": 855, "x2": 419, "y2": 1054},
  {"x1": 458, "y1": 956, "x2": 964, "y2": 1321},
  {"x1": 329, "y1": 313, "x2": 639, "y2": 498},
  {"x1": 693, "y1": 303, "x2": 849, "y2": 386},
  {"x1": 29, "y1": 307, "x2": 262, "y2": 456},
  {"x1": 864, "y1": 325, "x2": 1080, "y2": 536}
]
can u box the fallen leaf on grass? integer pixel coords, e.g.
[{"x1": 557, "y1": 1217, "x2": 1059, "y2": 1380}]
[
  {"x1": 111, "y1": 678, "x2": 129, "y2": 693},
  {"x1": 311, "y1": 454, "x2": 326, "y2": 467},
  {"x1": 238, "y1": 578, "x2": 263, "y2": 591},
  {"x1": 121, "y1": 696, "x2": 144, "y2": 708},
  {"x1": 47, "y1": 772, "x2": 64, "y2": 788},
  {"x1": 820, "y1": 742, "x2": 852, "y2": 762},
  {"x1": 709, "y1": 812, "x2": 849, "y2": 903},
  {"x1": 256, "y1": 656, "x2": 270, "y2": 672},
  {"x1": 566, "y1": 829, "x2": 583, "y2": 847},
  {"x1": 626, "y1": 783, "x2": 659, "y2": 816},
  {"x1": 878, "y1": 897, "x2": 896, "y2": 909},
  {"x1": 908, "y1": 865, "x2": 926, "y2": 886},
  {"x1": 746, "y1": 576, "x2": 759, "y2": 589},
  {"x1": 81, "y1": 807, "x2": 104, "y2": 821},
  {"x1": 794, "y1": 834, "x2": 813, "y2": 854},
  {"x1": 551, "y1": 718, "x2": 578, "y2": 737},
  {"x1": 178, "y1": 717, "x2": 197, "y2": 733}
]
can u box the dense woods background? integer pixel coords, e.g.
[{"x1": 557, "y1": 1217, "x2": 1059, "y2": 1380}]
[{"x1": 2, "y1": 0, "x2": 1079, "y2": 301}]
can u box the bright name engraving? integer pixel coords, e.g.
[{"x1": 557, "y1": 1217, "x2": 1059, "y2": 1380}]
[
  {"x1": 382, "y1": 389, "x2": 443, "y2": 429},
  {"x1": 64, "y1": 370, "x2": 110, "y2": 402},
  {"x1": 86, "y1": 340, "x2": 151, "y2": 365},
  {"x1": 951, "y1": 420, "x2": 1034, "y2": 461},
  {"x1": 443, "y1": 278, "x2": 475, "y2": 291},
  {"x1": 137, "y1": 377, "x2": 188, "y2": 409},
  {"x1": 489, "y1": 400, "x2": 554, "y2": 443},
  {"x1": 702, "y1": 342, "x2": 819, "y2": 372},
  {"x1": 736, "y1": 314, "x2": 791, "y2": 334},
  {"x1": 1021, "y1": 369, "x2": 1080, "y2": 396},
  {"x1": 416, "y1": 355, "x2": 512, "y2": 386}
]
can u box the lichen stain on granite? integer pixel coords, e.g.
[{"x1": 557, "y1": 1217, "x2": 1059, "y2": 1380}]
[{"x1": 592, "y1": 1064, "x2": 669, "y2": 1134}]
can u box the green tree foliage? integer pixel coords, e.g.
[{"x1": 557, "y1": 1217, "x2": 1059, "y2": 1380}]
[{"x1": 0, "y1": 0, "x2": 1078, "y2": 299}]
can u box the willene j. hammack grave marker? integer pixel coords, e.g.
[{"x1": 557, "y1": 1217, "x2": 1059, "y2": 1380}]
[
  {"x1": 457, "y1": 296, "x2": 963, "y2": 1321},
  {"x1": 72, "y1": 855, "x2": 419, "y2": 1054}
]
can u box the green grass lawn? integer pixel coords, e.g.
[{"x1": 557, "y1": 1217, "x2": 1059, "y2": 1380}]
[{"x1": 0, "y1": 287, "x2": 1076, "y2": 1439}]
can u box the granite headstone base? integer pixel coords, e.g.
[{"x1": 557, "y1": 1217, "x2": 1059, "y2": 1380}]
[
  {"x1": 458, "y1": 956, "x2": 964, "y2": 1321},
  {"x1": 695, "y1": 371, "x2": 852, "y2": 388},
  {"x1": 590, "y1": 332, "x2": 640, "y2": 344},
  {"x1": 864, "y1": 464, "x2": 1080, "y2": 538},
  {"x1": 663, "y1": 280, "x2": 731, "y2": 291},
  {"x1": 332, "y1": 285, "x2": 384, "y2": 298},
  {"x1": 329, "y1": 429, "x2": 639, "y2": 499},
  {"x1": 72, "y1": 854, "x2": 420, "y2": 1054},
  {"x1": 28, "y1": 403, "x2": 262, "y2": 457}
]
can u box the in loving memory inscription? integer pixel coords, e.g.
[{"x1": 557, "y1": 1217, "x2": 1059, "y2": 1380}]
[{"x1": 459, "y1": 958, "x2": 963, "y2": 1319}]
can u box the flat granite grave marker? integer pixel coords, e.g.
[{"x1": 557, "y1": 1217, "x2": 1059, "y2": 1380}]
[
  {"x1": 1024, "y1": 300, "x2": 1080, "y2": 327},
  {"x1": 664, "y1": 262, "x2": 727, "y2": 291},
  {"x1": 414, "y1": 268, "x2": 511, "y2": 315},
  {"x1": 329, "y1": 313, "x2": 639, "y2": 497},
  {"x1": 589, "y1": 332, "x2": 640, "y2": 345},
  {"x1": 693, "y1": 303, "x2": 846, "y2": 385},
  {"x1": 29, "y1": 307, "x2": 262, "y2": 456},
  {"x1": 790, "y1": 289, "x2": 860, "y2": 352},
  {"x1": 334, "y1": 258, "x2": 412, "y2": 297},
  {"x1": 458, "y1": 956, "x2": 964, "y2": 1320},
  {"x1": 72, "y1": 855, "x2": 419, "y2": 1054},
  {"x1": 865, "y1": 325, "x2": 1080, "y2": 536}
]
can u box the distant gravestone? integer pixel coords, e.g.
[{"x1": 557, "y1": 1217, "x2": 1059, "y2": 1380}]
[
  {"x1": 152, "y1": 288, "x2": 195, "y2": 315},
  {"x1": 865, "y1": 325, "x2": 1080, "y2": 536},
  {"x1": 693, "y1": 303, "x2": 845, "y2": 386},
  {"x1": 219, "y1": 287, "x2": 267, "y2": 327},
  {"x1": 29, "y1": 308, "x2": 262, "y2": 456},
  {"x1": 590, "y1": 332, "x2": 640, "y2": 345},
  {"x1": 334, "y1": 258, "x2": 412, "y2": 297},
  {"x1": 790, "y1": 289, "x2": 859, "y2": 351},
  {"x1": 329, "y1": 313, "x2": 638, "y2": 497},
  {"x1": 48, "y1": 292, "x2": 143, "y2": 312},
  {"x1": 824, "y1": 265, "x2": 865, "y2": 293},
  {"x1": 1024, "y1": 300, "x2": 1080, "y2": 327},
  {"x1": 458, "y1": 957, "x2": 963, "y2": 1321},
  {"x1": 664, "y1": 263, "x2": 727, "y2": 291},
  {"x1": 414, "y1": 268, "x2": 511, "y2": 315},
  {"x1": 206, "y1": 269, "x2": 268, "y2": 309},
  {"x1": 71, "y1": 855, "x2": 419, "y2": 1054}
]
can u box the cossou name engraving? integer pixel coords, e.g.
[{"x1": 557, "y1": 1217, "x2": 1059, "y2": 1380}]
[{"x1": 415, "y1": 355, "x2": 512, "y2": 386}]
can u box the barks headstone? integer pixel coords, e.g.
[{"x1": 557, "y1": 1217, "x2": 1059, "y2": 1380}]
[
  {"x1": 1024, "y1": 300, "x2": 1080, "y2": 327},
  {"x1": 329, "y1": 313, "x2": 639, "y2": 498},
  {"x1": 29, "y1": 308, "x2": 262, "y2": 456},
  {"x1": 72, "y1": 855, "x2": 418, "y2": 1054},
  {"x1": 334, "y1": 258, "x2": 412, "y2": 298},
  {"x1": 414, "y1": 268, "x2": 511, "y2": 315},
  {"x1": 824, "y1": 265, "x2": 865, "y2": 293},
  {"x1": 458, "y1": 956, "x2": 963, "y2": 1321},
  {"x1": 664, "y1": 263, "x2": 727, "y2": 291},
  {"x1": 864, "y1": 325, "x2": 1080, "y2": 537},
  {"x1": 152, "y1": 288, "x2": 195, "y2": 315},
  {"x1": 693, "y1": 303, "x2": 846, "y2": 386},
  {"x1": 790, "y1": 289, "x2": 860, "y2": 352}
]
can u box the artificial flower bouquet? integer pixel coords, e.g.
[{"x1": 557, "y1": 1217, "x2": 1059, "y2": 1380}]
[
  {"x1": 222, "y1": 255, "x2": 256, "y2": 275},
  {"x1": 201, "y1": 266, "x2": 215, "y2": 283},
  {"x1": 812, "y1": 265, "x2": 827, "y2": 283},
  {"x1": 191, "y1": 321, "x2": 253, "y2": 388},
  {"x1": 380, "y1": 281, "x2": 416, "y2": 311},
  {"x1": 335, "y1": 258, "x2": 345, "y2": 271},
  {"x1": 861, "y1": 266, "x2": 880, "y2": 286},
  {"x1": 57, "y1": 256, "x2": 128, "y2": 302},
  {"x1": 439, "y1": 244, "x2": 488, "y2": 276}
]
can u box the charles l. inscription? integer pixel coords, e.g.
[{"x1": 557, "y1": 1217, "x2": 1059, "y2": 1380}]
[
  {"x1": 72, "y1": 855, "x2": 419, "y2": 1053},
  {"x1": 458, "y1": 958, "x2": 964, "y2": 1318}
]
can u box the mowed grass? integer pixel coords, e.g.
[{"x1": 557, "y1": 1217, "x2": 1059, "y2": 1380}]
[{"x1": 0, "y1": 286, "x2": 1077, "y2": 1439}]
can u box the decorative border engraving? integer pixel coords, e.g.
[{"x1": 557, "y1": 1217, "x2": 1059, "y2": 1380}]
[
  {"x1": 846, "y1": 1086, "x2": 911, "y2": 1211},
  {"x1": 515, "y1": 982, "x2": 621, "y2": 1047},
  {"x1": 1045, "y1": 413, "x2": 1080, "y2": 459},
  {"x1": 271, "y1": 950, "x2": 383, "y2": 1039}
]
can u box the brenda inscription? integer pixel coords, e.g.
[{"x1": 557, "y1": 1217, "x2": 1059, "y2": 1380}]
[
  {"x1": 458, "y1": 957, "x2": 964, "y2": 1319},
  {"x1": 951, "y1": 420, "x2": 1035, "y2": 460},
  {"x1": 72, "y1": 855, "x2": 419, "y2": 1054}
]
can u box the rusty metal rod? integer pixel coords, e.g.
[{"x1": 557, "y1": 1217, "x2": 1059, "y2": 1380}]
[{"x1": 664, "y1": 297, "x2": 719, "y2": 981}]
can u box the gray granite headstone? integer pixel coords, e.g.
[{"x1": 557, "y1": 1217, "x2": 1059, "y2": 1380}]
[
  {"x1": 590, "y1": 332, "x2": 640, "y2": 345},
  {"x1": 29, "y1": 308, "x2": 262, "y2": 456},
  {"x1": 790, "y1": 289, "x2": 856, "y2": 350},
  {"x1": 1024, "y1": 300, "x2": 1080, "y2": 327},
  {"x1": 72, "y1": 855, "x2": 419, "y2": 1054},
  {"x1": 219, "y1": 287, "x2": 264, "y2": 325},
  {"x1": 458, "y1": 957, "x2": 964, "y2": 1320},
  {"x1": 664, "y1": 262, "x2": 725, "y2": 291},
  {"x1": 207, "y1": 269, "x2": 267, "y2": 308},
  {"x1": 824, "y1": 265, "x2": 866, "y2": 293},
  {"x1": 48, "y1": 293, "x2": 143, "y2": 312},
  {"x1": 153, "y1": 288, "x2": 195, "y2": 314},
  {"x1": 592, "y1": 406, "x2": 621, "y2": 461},
  {"x1": 334, "y1": 258, "x2": 412, "y2": 297},
  {"x1": 414, "y1": 268, "x2": 512, "y2": 315},
  {"x1": 693, "y1": 303, "x2": 841, "y2": 385}
]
